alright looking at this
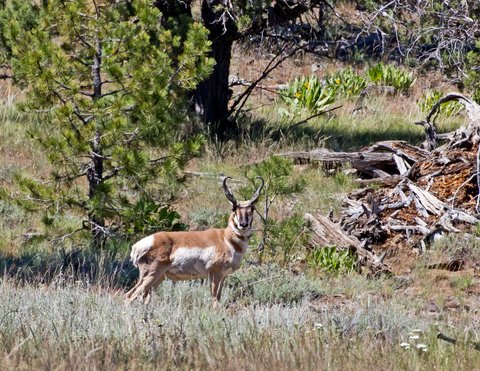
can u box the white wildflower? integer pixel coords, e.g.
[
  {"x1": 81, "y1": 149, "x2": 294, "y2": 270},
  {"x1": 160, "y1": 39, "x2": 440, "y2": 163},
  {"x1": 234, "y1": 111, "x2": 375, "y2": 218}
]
[{"x1": 416, "y1": 343, "x2": 428, "y2": 352}]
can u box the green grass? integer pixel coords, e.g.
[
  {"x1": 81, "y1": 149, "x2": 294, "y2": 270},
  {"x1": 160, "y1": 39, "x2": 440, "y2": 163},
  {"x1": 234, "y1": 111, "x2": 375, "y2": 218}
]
[{"x1": 242, "y1": 94, "x2": 463, "y2": 151}]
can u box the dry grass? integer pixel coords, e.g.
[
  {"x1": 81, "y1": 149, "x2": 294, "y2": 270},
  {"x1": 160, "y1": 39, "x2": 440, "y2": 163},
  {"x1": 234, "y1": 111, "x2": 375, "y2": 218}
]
[{"x1": 0, "y1": 262, "x2": 479, "y2": 370}]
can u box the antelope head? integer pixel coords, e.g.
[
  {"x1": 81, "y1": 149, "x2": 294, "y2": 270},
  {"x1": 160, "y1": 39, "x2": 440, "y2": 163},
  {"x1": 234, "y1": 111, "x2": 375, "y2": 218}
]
[{"x1": 222, "y1": 176, "x2": 264, "y2": 234}]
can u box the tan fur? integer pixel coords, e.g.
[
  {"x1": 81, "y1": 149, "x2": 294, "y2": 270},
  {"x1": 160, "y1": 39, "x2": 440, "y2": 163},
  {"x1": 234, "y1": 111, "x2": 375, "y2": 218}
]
[{"x1": 126, "y1": 209, "x2": 254, "y2": 306}]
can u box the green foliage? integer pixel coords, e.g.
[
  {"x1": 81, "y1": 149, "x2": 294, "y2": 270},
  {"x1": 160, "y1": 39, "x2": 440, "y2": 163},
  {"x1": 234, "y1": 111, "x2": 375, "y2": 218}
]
[
  {"x1": 367, "y1": 63, "x2": 415, "y2": 93},
  {"x1": 325, "y1": 68, "x2": 367, "y2": 99},
  {"x1": 417, "y1": 90, "x2": 463, "y2": 117},
  {"x1": 242, "y1": 156, "x2": 306, "y2": 262},
  {"x1": 465, "y1": 42, "x2": 480, "y2": 104},
  {"x1": 0, "y1": 0, "x2": 40, "y2": 67},
  {"x1": 333, "y1": 171, "x2": 353, "y2": 187},
  {"x1": 450, "y1": 275, "x2": 474, "y2": 291},
  {"x1": 4, "y1": 0, "x2": 214, "y2": 243},
  {"x1": 280, "y1": 75, "x2": 335, "y2": 113},
  {"x1": 266, "y1": 213, "x2": 309, "y2": 263},
  {"x1": 243, "y1": 156, "x2": 306, "y2": 199},
  {"x1": 307, "y1": 246, "x2": 356, "y2": 273},
  {"x1": 123, "y1": 198, "x2": 186, "y2": 236}
]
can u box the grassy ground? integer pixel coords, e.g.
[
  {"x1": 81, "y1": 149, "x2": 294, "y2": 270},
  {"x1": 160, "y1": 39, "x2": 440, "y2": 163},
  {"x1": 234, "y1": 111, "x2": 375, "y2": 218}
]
[
  {"x1": 1, "y1": 261, "x2": 479, "y2": 370},
  {"x1": 0, "y1": 57, "x2": 479, "y2": 369}
]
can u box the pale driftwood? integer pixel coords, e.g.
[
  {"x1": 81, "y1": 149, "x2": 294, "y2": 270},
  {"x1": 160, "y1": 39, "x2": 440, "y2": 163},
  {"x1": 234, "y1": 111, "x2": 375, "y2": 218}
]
[
  {"x1": 369, "y1": 141, "x2": 429, "y2": 163},
  {"x1": 408, "y1": 183, "x2": 445, "y2": 216},
  {"x1": 282, "y1": 141, "x2": 427, "y2": 179},
  {"x1": 388, "y1": 225, "x2": 431, "y2": 235},
  {"x1": 393, "y1": 154, "x2": 409, "y2": 175},
  {"x1": 304, "y1": 213, "x2": 390, "y2": 274},
  {"x1": 378, "y1": 196, "x2": 412, "y2": 212},
  {"x1": 304, "y1": 212, "x2": 361, "y2": 249},
  {"x1": 427, "y1": 92, "x2": 480, "y2": 124}
]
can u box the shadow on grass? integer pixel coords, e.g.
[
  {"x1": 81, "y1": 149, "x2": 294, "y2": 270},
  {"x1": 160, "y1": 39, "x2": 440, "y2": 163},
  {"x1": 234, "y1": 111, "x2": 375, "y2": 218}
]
[
  {"x1": 315, "y1": 125, "x2": 426, "y2": 151},
  {"x1": 236, "y1": 115, "x2": 429, "y2": 151},
  {"x1": 0, "y1": 247, "x2": 138, "y2": 289}
]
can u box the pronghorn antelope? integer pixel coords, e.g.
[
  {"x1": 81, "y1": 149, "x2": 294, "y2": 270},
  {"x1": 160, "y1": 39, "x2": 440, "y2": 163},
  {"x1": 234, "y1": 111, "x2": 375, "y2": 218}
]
[{"x1": 126, "y1": 176, "x2": 264, "y2": 306}]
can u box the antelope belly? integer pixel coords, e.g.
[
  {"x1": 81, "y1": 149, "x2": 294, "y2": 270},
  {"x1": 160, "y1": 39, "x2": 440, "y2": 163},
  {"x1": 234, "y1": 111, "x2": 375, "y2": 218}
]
[{"x1": 169, "y1": 246, "x2": 215, "y2": 279}]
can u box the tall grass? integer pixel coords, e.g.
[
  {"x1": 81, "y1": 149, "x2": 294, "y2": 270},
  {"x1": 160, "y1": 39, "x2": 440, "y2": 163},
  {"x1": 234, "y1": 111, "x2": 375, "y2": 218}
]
[{"x1": 0, "y1": 265, "x2": 479, "y2": 370}]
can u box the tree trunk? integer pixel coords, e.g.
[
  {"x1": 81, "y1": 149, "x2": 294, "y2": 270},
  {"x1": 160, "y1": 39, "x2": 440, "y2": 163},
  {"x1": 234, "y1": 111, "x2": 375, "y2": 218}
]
[
  {"x1": 193, "y1": 0, "x2": 238, "y2": 139},
  {"x1": 155, "y1": 1, "x2": 239, "y2": 139},
  {"x1": 194, "y1": 36, "x2": 234, "y2": 138},
  {"x1": 88, "y1": 32, "x2": 105, "y2": 247},
  {"x1": 87, "y1": 133, "x2": 105, "y2": 247}
]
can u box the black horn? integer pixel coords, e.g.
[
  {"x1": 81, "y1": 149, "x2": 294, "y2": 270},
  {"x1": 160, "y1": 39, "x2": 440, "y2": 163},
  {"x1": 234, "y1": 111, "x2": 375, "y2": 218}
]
[
  {"x1": 222, "y1": 177, "x2": 237, "y2": 206},
  {"x1": 248, "y1": 176, "x2": 264, "y2": 205}
]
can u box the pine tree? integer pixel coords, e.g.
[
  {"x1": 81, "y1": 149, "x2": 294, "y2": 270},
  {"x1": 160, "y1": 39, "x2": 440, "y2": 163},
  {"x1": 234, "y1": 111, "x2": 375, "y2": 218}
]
[{"x1": 5, "y1": 0, "x2": 214, "y2": 246}]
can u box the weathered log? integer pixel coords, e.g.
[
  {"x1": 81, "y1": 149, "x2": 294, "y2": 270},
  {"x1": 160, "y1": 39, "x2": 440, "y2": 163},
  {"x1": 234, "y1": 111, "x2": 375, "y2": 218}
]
[
  {"x1": 304, "y1": 213, "x2": 390, "y2": 274},
  {"x1": 282, "y1": 148, "x2": 393, "y2": 166},
  {"x1": 305, "y1": 212, "x2": 362, "y2": 249},
  {"x1": 369, "y1": 141, "x2": 429, "y2": 163},
  {"x1": 354, "y1": 175, "x2": 402, "y2": 187},
  {"x1": 281, "y1": 149, "x2": 396, "y2": 178},
  {"x1": 282, "y1": 141, "x2": 428, "y2": 179},
  {"x1": 388, "y1": 225, "x2": 431, "y2": 235},
  {"x1": 408, "y1": 183, "x2": 445, "y2": 216}
]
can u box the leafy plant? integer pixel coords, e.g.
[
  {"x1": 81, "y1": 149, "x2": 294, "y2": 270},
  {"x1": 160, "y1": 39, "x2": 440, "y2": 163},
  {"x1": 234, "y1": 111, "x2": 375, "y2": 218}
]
[
  {"x1": 367, "y1": 63, "x2": 415, "y2": 93},
  {"x1": 266, "y1": 213, "x2": 309, "y2": 263},
  {"x1": 418, "y1": 90, "x2": 463, "y2": 117},
  {"x1": 465, "y1": 41, "x2": 480, "y2": 104},
  {"x1": 325, "y1": 68, "x2": 367, "y2": 99},
  {"x1": 123, "y1": 198, "x2": 186, "y2": 236},
  {"x1": 241, "y1": 156, "x2": 306, "y2": 261},
  {"x1": 280, "y1": 75, "x2": 335, "y2": 113},
  {"x1": 307, "y1": 245, "x2": 356, "y2": 273}
]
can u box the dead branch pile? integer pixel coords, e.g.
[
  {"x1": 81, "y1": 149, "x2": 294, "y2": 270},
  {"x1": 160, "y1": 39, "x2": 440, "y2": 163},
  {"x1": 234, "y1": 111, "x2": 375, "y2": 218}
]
[{"x1": 286, "y1": 93, "x2": 480, "y2": 274}]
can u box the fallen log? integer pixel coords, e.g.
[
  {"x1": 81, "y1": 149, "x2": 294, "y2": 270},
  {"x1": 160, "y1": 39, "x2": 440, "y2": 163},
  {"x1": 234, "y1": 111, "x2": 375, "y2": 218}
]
[
  {"x1": 281, "y1": 149, "x2": 397, "y2": 178},
  {"x1": 304, "y1": 213, "x2": 391, "y2": 275},
  {"x1": 293, "y1": 92, "x2": 480, "y2": 270},
  {"x1": 281, "y1": 141, "x2": 427, "y2": 179},
  {"x1": 304, "y1": 212, "x2": 362, "y2": 248}
]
